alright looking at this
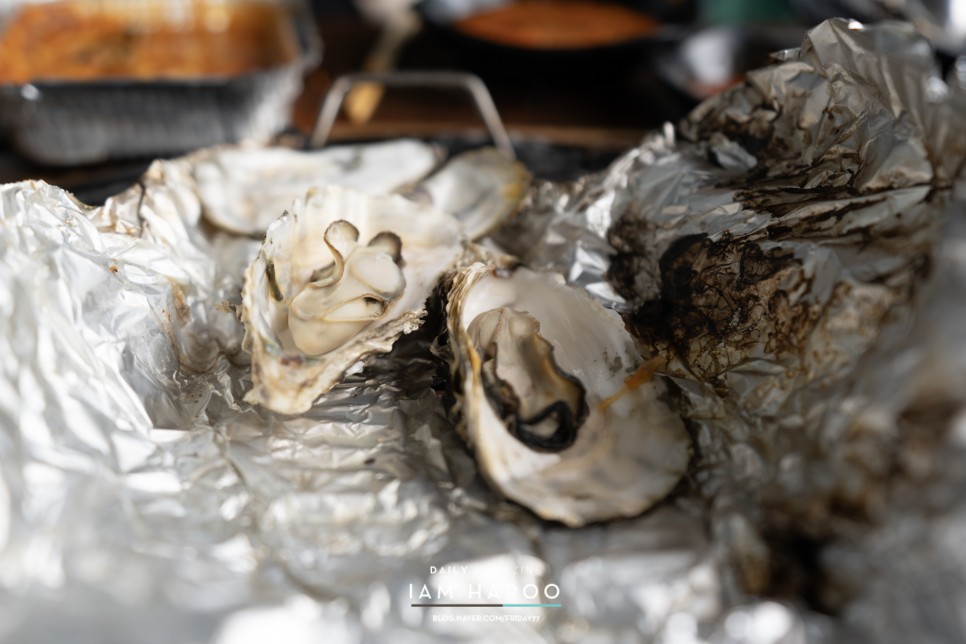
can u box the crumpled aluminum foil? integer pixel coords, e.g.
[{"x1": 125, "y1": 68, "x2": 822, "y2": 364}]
[
  {"x1": 1, "y1": 18, "x2": 964, "y2": 644},
  {"x1": 0, "y1": 143, "x2": 715, "y2": 644},
  {"x1": 502, "y1": 17, "x2": 966, "y2": 644}
]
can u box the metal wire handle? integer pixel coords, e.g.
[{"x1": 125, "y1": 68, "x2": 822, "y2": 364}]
[{"x1": 310, "y1": 71, "x2": 515, "y2": 159}]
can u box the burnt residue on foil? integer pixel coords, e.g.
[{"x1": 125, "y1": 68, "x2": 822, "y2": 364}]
[
  {"x1": 603, "y1": 17, "x2": 964, "y2": 638},
  {"x1": 623, "y1": 233, "x2": 814, "y2": 383}
]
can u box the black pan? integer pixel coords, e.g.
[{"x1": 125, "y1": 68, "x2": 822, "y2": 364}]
[{"x1": 415, "y1": 0, "x2": 693, "y2": 73}]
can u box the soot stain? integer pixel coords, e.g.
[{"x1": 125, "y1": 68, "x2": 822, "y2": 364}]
[{"x1": 623, "y1": 234, "x2": 813, "y2": 381}]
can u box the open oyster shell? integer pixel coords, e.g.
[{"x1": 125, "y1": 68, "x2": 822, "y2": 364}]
[
  {"x1": 242, "y1": 184, "x2": 464, "y2": 414},
  {"x1": 194, "y1": 140, "x2": 441, "y2": 236},
  {"x1": 193, "y1": 143, "x2": 529, "y2": 239},
  {"x1": 402, "y1": 147, "x2": 531, "y2": 240},
  {"x1": 444, "y1": 250, "x2": 692, "y2": 526}
]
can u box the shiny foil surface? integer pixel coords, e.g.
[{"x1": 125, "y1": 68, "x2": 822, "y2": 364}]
[
  {"x1": 1, "y1": 19, "x2": 964, "y2": 644},
  {"x1": 505, "y1": 18, "x2": 966, "y2": 643}
]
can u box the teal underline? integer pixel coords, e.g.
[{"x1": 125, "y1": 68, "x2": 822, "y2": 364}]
[{"x1": 503, "y1": 603, "x2": 562, "y2": 608}]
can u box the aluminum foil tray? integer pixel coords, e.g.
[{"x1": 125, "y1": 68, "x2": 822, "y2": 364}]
[{"x1": 0, "y1": 0, "x2": 321, "y2": 166}]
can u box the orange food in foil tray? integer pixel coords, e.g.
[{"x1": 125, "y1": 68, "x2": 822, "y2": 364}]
[{"x1": 0, "y1": 0, "x2": 300, "y2": 84}]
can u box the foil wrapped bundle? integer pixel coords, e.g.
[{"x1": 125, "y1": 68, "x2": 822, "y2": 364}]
[
  {"x1": 501, "y1": 17, "x2": 966, "y2": 642},
  {"x1": 1, "y1": 18, "x2": 964, "y2": 644}
]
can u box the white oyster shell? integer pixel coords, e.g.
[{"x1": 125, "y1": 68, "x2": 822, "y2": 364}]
[
  {"x1": 191, "y1": 143, "x2": 529, "y2": 240},
  {"x1": 403, "y1": 147, "x2": 531, "y2": 240},
  {"x1": 445, "y1": 254, "x2": 691, "y2": 527},
  {"x1": 242, "y1": 184, "x2": 464, "y2": 414},
  {"x1": 193, "y1": 140, "x2": 441, "y2": 235}
]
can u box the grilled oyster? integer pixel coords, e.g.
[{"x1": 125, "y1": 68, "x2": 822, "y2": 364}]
[
  {"x1": 193, "y1": 140, "x2": 441, "y2": 236},
  {"x1": 403, "y1": 147, "x2": 531, "y2": 240},
  {"x1": 444, "y1": 253, "x2": 691, "y2": 526},
  {"x1": 192, "y1": 143, "x2": 529, "y2": 239},
  {"x1": 242, "y1": 184, "x2": 464, "y2": 414}
]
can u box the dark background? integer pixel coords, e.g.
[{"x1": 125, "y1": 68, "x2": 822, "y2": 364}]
[{"x1": 0, "y1": 0, "x2": 816, "y2": 197}]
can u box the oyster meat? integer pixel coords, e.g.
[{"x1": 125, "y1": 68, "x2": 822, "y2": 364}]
[
  {"x1": 445, "y1": 253, "x2": 691, "y2": 526},
  {"x1": 242, "y1": 184, "x2": 464, "y2": 414}
]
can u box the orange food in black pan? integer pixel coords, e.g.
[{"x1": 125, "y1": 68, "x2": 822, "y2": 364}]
[{"x1": 453, "y1": 1, "x2": 659, "y2": 50}]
